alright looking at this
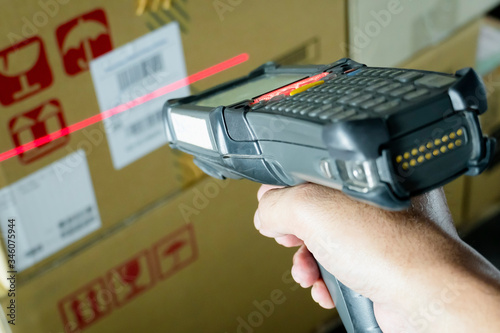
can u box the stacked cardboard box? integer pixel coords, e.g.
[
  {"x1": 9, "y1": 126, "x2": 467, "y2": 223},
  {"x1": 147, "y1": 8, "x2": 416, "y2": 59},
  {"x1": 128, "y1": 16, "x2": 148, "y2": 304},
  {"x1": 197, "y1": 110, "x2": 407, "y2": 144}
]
[
  {"x1": 463, "y1": 17, "x2": 500, "y2": 225},
  {"x1": 0, "y1": 0, "x2": 347, "y2": 332},
  {"x1": 348, "y1": 0, "x2": 500, "y2": 66},
  {"x1": 1, "y1": 178, "x2": 338, "y2": 333},
  {"x1": 0, "y1": 0, "x2": 347, "y2": 289}
]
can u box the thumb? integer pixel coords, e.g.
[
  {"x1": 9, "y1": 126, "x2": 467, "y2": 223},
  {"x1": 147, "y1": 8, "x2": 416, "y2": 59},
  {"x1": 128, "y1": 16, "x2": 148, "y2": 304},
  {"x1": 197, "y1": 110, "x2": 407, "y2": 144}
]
[
  {"x1": 255, "y1": 184, "x2": 310, "y2": 239},
  {"x1": 256, "y1": 183, "x2": 347, "y2": 244}
]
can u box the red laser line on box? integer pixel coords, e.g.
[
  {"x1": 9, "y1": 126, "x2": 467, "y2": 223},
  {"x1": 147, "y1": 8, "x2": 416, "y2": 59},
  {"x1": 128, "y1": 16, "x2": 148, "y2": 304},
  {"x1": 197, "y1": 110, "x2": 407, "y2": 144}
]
[{"x1": 0, "y1": 53, "x2": 250, "y2": 163}]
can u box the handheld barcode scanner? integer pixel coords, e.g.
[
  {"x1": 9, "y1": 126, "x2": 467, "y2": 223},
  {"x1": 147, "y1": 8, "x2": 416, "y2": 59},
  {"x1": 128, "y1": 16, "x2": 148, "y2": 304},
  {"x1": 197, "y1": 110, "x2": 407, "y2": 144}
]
[{"x1": 163, "y1": 58, "x2": 495, "y2": 333}]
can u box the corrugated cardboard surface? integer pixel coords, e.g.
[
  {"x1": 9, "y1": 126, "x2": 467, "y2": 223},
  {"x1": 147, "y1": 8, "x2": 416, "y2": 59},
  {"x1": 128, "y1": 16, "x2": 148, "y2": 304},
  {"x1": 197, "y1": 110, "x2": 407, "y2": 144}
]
[
  {"x1": 462, "y1": 18, "x2": 500, "y2": 225},
  {"x1": 481, "y1": 66, "x2": 500, "y2": 134},
  {"x1": 399, "y1": 19, "x2": 481, "y2": 229},
  {"x1": 0, "y1": 0, "x2": 346, "y2": 284},
  {"x1": 465, "y1": 161, "x2": 500, "y2": 225},
  {"x1": 1, "y1": 178, "x2": 336, "y2": 333},
  {"x1": 400, "y1": 20, "x2": 480, "y2": 72},
  {"x1": 0, "y1": 0, "x2": 197, "y2": 283},
  {"x1": 465, "y1": 77, "x2": 500, "y2": 224},
  {"x1": 349, "y1": 0, "x2": 499, "y2": 66},
  {"x1": 181, "y1": 0, "x2": 347, "y2": 91}
]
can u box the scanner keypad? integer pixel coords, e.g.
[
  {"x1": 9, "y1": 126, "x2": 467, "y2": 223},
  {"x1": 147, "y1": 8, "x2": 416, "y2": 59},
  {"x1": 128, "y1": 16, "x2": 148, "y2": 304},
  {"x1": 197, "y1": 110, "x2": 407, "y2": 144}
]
[{"x1": 252, "y1": 68, "x2": 457, "y2": 123}]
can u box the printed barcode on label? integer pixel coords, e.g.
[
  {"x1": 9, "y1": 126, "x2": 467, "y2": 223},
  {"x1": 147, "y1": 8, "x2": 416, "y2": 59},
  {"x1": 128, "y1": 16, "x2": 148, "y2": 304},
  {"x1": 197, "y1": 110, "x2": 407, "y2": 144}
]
[
  {"x1": 127, "y1": 111, "x2": 162, "y2": 136},
  {"x1": 117, "y1": 53, "x2": 163, "y2": 91},
  {"x1": 58, "y1": 206, "x2": 96, "y2": 238}
]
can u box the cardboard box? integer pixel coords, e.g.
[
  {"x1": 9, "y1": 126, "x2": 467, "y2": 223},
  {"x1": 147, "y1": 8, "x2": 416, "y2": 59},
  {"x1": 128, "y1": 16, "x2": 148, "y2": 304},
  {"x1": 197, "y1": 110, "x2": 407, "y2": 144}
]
[
  {"x1": 0, "y1": 0, "x2": 198, "y2": 283},
  {"x1": 348, "y1": 0, "x2": 499, "y2": 67},
  {"x1": 464, "y1": 82, "x2": 500, "y2": 224},
  {"x1": 480, "y1": 66, "x2": 500, "y2": 134},
  {"x1": 461, "y1": 17, "x2": 500, "y2": 226},
  {"x1": 465, "y1": 159, "x2": 500, "y2": 226},
  {"x1": 398, "y1": 19, "x2": 481, "y2": 228},
  {"x1": 0, "y1": 178, "x2": 336, "y2": 333},
  {"x1": 477, "y1": 17, "x2": 500, "y2": 133},
  {"x1": 180, "y1": 0, "x2": 347, "y2": 91},
  {"x1": 0, "y1": 0, "x2": 346, "y2": 284},
  {"x1": 400, "y1": 19, "x2": 481, "y2": 72}
]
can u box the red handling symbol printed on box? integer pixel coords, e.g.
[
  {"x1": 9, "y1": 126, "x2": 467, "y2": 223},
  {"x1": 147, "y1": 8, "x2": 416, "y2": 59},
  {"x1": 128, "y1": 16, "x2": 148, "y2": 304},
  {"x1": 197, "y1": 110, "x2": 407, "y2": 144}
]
[
  {"x1": 106, "y1": 251, "x2": 155, "y2": 307},
  {"x1": 8, "y1": 99, "x2": 70, "y2": 164},
  {"x1": 58, "y1": 278, "x2": 112, "y2": 333},
  {"x1": 58, "y1": 225, "x2": 197, "y2": 333},
  {"x1": 0, "y1": 36, "x2": 53, "y2": 106},
  {"x1": 153, "y1": 224, "x2": 198, "y2": 280},
  {"x1": 56, "y1": 8, "x2": 112, "y2": 76},
  {"x1": 9, "y1": 99, "x2": 69, "y2": 164}
]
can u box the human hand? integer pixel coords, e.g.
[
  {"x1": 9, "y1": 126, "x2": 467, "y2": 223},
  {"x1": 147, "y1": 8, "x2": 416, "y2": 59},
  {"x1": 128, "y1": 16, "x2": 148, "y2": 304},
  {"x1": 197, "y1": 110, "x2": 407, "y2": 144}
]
[{"x1": 254, "y1": 183, "x2": 500, "y2": 332}]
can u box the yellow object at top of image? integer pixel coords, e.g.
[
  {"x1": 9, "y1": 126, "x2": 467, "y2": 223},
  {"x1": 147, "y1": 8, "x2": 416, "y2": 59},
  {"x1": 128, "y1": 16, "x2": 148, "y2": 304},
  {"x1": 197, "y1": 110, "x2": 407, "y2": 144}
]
[{"x1": 136, "y1": 0, "x2": 174, "y2": 15}]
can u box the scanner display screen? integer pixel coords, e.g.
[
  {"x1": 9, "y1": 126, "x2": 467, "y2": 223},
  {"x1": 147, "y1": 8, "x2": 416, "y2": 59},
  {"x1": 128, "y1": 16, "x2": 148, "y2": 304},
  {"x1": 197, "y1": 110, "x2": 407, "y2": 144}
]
[{"x1": 195, "y1": 74, "x2": 306, "y2": 107}]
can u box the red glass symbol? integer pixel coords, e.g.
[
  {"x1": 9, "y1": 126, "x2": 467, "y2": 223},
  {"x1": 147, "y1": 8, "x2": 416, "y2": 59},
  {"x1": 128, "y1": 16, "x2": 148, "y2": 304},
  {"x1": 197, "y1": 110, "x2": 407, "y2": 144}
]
[
  {"x1": 106, "y1": 251, "x2": 155, "y2": 307},
  {"x1": 56, "y1": 8, "x2": 112, "y2": 76},
  {"x1": 0, "y1": 36, "x2": 53, "y2": 106},
  {"x1": 153, "y1": 224, "x2": 197, "y2": 281},
  {"x1": 8, "y1": 99, "x2": 69, "y2": 164}
]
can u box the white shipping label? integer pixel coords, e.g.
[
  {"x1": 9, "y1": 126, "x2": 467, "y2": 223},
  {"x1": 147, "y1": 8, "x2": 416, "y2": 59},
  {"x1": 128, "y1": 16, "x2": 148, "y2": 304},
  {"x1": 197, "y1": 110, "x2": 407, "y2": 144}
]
[
  {"x1": 90, "y1": 22, "x2": 190, "y2": 170},
  {"x1": 0, "y1": 151, "x2": 101, "y2": 272}
]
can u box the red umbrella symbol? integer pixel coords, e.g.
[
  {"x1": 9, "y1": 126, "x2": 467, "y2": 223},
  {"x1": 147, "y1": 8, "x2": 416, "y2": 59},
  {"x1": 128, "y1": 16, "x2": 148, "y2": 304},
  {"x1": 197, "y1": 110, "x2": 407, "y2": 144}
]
[
  {"x1": 163, "y1": 240, "x2": 187, "y2": 269},
  {"x1": 61, "y1": 18, "x2": 108, "y2": 71}
]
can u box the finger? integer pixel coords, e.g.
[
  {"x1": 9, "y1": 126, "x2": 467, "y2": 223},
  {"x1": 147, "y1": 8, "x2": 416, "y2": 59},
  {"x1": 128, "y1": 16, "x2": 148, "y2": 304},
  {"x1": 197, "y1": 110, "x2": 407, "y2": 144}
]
[
  {"x1": 257, "y1": 185, "x2": 306, "y2": 237},
  {"x1": 275, "y1": 235, "x2": 303, "y2": 247},
  {"x1": 311, "y1": 280, "x2": 335, "y2": 309},
  {"x1": 291, "y1": 245, "x2": 320, "y2": 287},
  {"x1": 257, "y1": 184, "x2": 284, "y2": 201},
  {"x1": 254, "y1": 210, "x2": 286, "y2": 238}
]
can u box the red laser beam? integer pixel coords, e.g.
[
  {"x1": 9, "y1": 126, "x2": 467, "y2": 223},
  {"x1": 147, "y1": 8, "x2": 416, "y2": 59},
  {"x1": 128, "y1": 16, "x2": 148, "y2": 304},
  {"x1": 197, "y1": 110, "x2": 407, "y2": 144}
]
[{"x1": 0, "y1": 53, "x2": 249, "y2": 163}]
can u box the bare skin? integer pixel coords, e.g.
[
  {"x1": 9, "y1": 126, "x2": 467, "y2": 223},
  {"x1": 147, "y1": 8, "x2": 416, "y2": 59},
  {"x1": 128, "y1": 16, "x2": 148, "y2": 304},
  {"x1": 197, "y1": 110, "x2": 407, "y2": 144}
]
[{"x1": 254, "y1": 183, "x2": 500, "y2": 333}]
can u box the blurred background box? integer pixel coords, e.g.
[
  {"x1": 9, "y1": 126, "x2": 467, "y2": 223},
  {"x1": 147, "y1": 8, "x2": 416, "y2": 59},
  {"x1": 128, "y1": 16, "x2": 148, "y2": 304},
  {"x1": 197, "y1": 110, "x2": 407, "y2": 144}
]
[
  {"x1": 0, "y1": 0, "x2": 347, "y2": 288},
  {"x1": 466, "y1": 143, "x2": 500, "y2": 226},
  {"x1": 0, "y1": 178, "x2": 336, "y2": 333},
  {"x1": 0, "y1": 0, "x2": 199, "y2": 286},
  {"x1": 475, "y1": 16, "x2": 500, "y2": 133},
  {"x1": 348, "y1": 0, "x2": 500, "y2": 67},
  {"x1": 180, "y1": 0, "x2": 347, "y2": 91},
  {"x1": 465, "y1": 15, "x2": 500, "y2": 226}
]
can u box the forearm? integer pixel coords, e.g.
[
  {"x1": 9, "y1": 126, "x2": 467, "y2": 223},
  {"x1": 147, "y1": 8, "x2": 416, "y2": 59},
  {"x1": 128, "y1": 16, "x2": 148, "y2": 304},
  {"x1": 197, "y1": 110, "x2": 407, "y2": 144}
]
[{"x1": 405, "y1": 241, "x2": 500, "y2": 332}]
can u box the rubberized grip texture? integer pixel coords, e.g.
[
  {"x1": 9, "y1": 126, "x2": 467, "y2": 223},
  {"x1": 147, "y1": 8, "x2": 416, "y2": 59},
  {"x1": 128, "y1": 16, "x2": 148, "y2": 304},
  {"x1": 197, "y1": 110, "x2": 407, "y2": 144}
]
[{"x1": 317, "y1": 263, "x2": 382, "y2": 333}]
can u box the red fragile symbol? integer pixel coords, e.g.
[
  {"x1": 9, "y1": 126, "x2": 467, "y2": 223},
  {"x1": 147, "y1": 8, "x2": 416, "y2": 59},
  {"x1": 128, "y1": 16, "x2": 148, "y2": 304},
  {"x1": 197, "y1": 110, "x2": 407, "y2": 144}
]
[
  {"x1": 153, "y1": 224, "x2": 197, "y2": 281},
  {"x1": 8, "y1": 99, "x2": 69, "y2": 164},
  {"x1": 0, "y1": 36, "x2": 53, "y2": 106},
  {"x1": 56, "y1": 8, "x2": 112, "y2": 76},
  {"x1": 106, "y1": 251, "x2": 155, "y2": 307},
  {"x1": 58, "y1": 278, "x2": 112, "y2": 333}
]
